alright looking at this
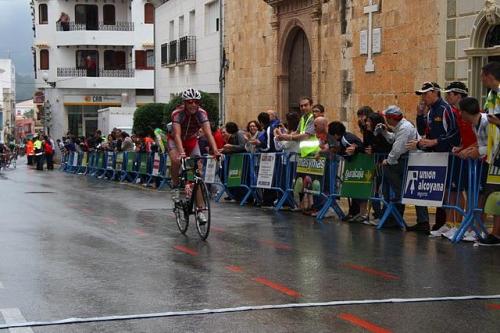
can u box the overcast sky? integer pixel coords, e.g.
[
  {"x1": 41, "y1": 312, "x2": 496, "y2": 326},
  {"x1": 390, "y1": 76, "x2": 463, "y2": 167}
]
[{"x1": 0, "y1": 0, "x2": 34, "y2": 76}]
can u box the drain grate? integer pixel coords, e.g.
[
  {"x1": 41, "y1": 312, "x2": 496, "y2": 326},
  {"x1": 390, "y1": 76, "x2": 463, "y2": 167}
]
[{"x1": 24, "y1": 191, "x2": 55, "y2": 194}]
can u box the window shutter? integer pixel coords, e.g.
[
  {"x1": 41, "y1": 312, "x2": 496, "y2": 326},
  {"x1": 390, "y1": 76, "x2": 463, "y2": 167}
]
[
  {"x1": 40, "y1": 50, "x2": 49, "y2": 70},
  {"x1": 135, "y1": 50, "x2": 145, "y2": 69},
  {"x1": 144, "y1": 3, "x2": 154, "y2": 24}
]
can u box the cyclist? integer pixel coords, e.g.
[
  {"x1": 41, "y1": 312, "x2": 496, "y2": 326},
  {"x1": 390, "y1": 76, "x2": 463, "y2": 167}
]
[{"x1": 168, "y1": 88, "x2": 220, "y2": 221}]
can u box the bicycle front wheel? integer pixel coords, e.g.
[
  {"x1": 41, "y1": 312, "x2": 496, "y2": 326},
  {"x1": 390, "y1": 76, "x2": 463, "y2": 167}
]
[
  {"x1": 194, "y1": 181, "x2": 211, "y2": 240},
  {"x1": 174, "y1": 201, "x2": 189, "y2": 234}
]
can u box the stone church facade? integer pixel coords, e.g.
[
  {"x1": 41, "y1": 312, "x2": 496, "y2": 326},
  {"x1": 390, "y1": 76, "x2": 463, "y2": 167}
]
[{"x1": 223, "y1": 0, "x2": 500, "y2": 131}]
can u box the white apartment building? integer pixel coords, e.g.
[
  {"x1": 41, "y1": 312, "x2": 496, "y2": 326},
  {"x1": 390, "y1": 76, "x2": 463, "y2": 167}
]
[
  {"x1": 32, "y1": 0, "x2": 155, "y2": 140},
  {"x1": 0, "y1": 59, "x2": 16, "y2": 143},
  {"x1": 153, "y1": 0, "x2": 221, "y2": 103}
]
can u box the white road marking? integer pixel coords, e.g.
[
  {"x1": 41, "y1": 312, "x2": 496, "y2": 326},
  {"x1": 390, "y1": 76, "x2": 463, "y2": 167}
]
[
  {"x1": 0, "y1": 294, "x2": 499, "y2": 330},
  {"x1": 0, "y1": 308, "x2": 34, "y2": 333}
]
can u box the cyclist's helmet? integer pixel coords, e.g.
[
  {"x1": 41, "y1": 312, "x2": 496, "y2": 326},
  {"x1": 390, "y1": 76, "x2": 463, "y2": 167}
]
[{"x1": 181, "y1": 88, "x2": 201, "y2": 101}]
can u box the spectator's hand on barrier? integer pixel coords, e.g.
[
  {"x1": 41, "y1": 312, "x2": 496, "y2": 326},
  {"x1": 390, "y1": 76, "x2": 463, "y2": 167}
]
[
  {"x1": 419, "y1": 138, "x2": 437, "y2": 148},
  {"x1": 365, "y1": 145, "x2": 373, "y2": 155},
  {"x1": 179, "y1": 152, "x2": 187, "y2": 159},
  {"x1": 382, "y1": 159, "x2": 389, "y2": 166},
  {"x1": 406, "y1": 140, "x2": 419, "y2": 151},
  {"x1": 458, "y1": 146, "x2": 479, "y2": 160},
  {"x1": 452, "y1": 146, "x2": 462, "y2": 155}
]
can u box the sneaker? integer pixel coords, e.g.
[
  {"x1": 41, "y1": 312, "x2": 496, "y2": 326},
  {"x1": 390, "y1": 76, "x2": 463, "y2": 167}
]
[
  {"x1": 431, "y1": 221, "x2": 445, "y2": 232},
  {"x1": 462, "y1": 230, "x2": 478, "y2": 242},
  {"x1": 351, "y1": 215, "x2": 368, "y2": 223},
  {"x1": 429, "y1": 225, "x2": 450, "y2": 238},
  {"x1": 477, "y1": 234, "x2": 500, "y2": 246},
  {"x1": 342, "y1": 213, "x2": 360, "y2": 222},
  {"x1": 197, "y1": 211, "x2": 207, "y2": 225},
  {"x1": 443, "y1": 227, "x2": 458, "y2": 240},
  {"x1": 363, "y1": 218, "x2": 379, "y2": 226}
]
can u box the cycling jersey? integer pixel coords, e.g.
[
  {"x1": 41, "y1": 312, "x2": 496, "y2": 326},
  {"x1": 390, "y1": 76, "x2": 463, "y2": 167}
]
[
  {"x1": 171, "y1": 105, "x2": 209, "y2": 140},
  {"x1": 168, "y1": 105, "x2": 209, "y2": 156}
]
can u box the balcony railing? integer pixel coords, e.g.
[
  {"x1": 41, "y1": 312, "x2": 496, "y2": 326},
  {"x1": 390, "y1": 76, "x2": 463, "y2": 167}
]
[
  {"x1": 57, "y1": 68, "x2": 135, "y2": 78},
  {"x1": 56, "y1": 21, "x2": 134, "y2": 32},
  {"x1": 168, "y1": 40, "x2": 178, "y2": 66},
  {"x1": 178, "y1": 36, "x2": 196, "y2": 63}
]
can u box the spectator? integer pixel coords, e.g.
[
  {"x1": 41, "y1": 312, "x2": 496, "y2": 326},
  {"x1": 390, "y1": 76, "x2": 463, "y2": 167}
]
[
  {"x1": 57, "y1": 12, "x2": 70, "y2": 31},
  {"x1": 220, "y1": 122, "x2": 247, "y2": 154},
  {"x1": 276, "y1": 97, "x2": 319, "y2": 157},
  {"x1": 408, "y1": 81, "x2": 460, "y2": 234},
  {"x1": 33, "y1": 135, "x2": 44, "y2": 171},
  {"x1": 312, "y1": 104, "x2": 326, "y2": 119},
  {"x1": 328, "y1": 121, "x2": 364, "y2": 222},
  {"x1": 43, "y1": 135, "x2": 54, "y2": 170},
  {"x1": 459, "y1": 96, "x2": 500, "y2": 246},
  {"x1": 120, "y1": 132, "x2": 135, "y2": 152},
  {"x1": 381, "y1": 106, "x2": 430, "y2": 231},
  {"x1": 244, "y1": 120, "x2": 262, "y2": 153},
  {"x1": 274, "y1": 111, "x2": 300, "y2": 153}
]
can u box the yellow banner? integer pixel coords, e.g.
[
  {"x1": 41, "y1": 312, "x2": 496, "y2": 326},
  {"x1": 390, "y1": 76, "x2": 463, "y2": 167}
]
[{"x1": 487, "y1": 123, "x2": 500, "y2": 185}]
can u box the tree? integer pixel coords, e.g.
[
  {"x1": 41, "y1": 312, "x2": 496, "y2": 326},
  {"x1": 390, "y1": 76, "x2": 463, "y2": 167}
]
[
  {"x1": 132, "y1": 103, "x2": 167, "y2": 136},
  {"x1": 164, "y1": 91, "x2": 219, "y2": 126}
]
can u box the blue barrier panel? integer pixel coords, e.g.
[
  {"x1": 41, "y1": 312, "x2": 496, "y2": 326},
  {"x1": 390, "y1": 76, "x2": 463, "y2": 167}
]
[
  {"x1": 59, "y1": 152, "x2": 69, "y2": 171},
  {"x1": 101, "y1": 151, "x2": 116, "y2": 180},
  {"x1": 251, "y1": 152, "x2": 298, "y2": 211},
  {"x1": 84, "y1": 152, "x2": 96, "y2": 175},
  {"x1": 121, "y1": 152, "x2": 140, "y2": 183},
  {"x1": 76, "y1": 152, "x2": 89, "y2": 174},
  {"x1": 316, "y1": 156, "x2": 346, "y2": 221},
  {"x1": 215, "y1": 153, "x2": 253, "y2": 205},
  {"x1": 89, "y1": 152, "x2": 103, "y2": 177}
]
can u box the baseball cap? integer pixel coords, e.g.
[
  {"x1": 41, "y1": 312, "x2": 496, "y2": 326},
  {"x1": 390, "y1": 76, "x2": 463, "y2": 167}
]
[
  {"x1": 443, "y1": 81, "x2": 468, "y2": 95},
  {"x1": 415, "y1": 81, "x2": 441, "y2": 95},
  {"x1": 383, "y1": 105, "x2": 403, "y2": 119}
]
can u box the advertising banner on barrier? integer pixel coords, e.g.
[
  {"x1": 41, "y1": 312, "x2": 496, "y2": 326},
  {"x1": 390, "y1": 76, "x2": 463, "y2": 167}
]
[
  {"x1": 227, "y1": 154, "x2": 244, "y2": 187},
  {"x1": 340, "y1": 154, "x2": 375, "y2": 199},
  {"x1": 257, "y1": 153, "x2": 276, "y2": 189},
  {"x1": 204, "y1": 158, "x2": 217, "y2": 184},
  {"x1": 139, "y1": 154, "x2": 148, "y2": 174},
  {"x1": 487, "y1": 123, "x2": 500, "y2": 185},
  {"x1": 402, "y1": 152, "x2": 448, "y2": 207},
  {"x1": 115, "y1": 153, "x2": 124, "y2": 170},
  {"x1": 295, "y1": 157, "x2": 325, "y2": 195},
  {"x1": 106, "y1": 153, "x2": 114, "y2": 169},
  {"x1": 152, "y1": 153, "x2": 160, "y2": 176},
  {"x1": 72, "y1": 152, "x2": 78, "y2": 167},
  {"x1": 126, "y1": 152, "x2": 136, "y2": 171}
]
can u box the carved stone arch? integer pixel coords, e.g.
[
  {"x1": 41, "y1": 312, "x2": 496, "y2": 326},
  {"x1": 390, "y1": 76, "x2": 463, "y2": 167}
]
[
  {"x1": 466, "y1": 1, "x2": 500, "y2": 99},
  {"x1": 277, "y1": 19, "x2": 313, "y2": 115}
]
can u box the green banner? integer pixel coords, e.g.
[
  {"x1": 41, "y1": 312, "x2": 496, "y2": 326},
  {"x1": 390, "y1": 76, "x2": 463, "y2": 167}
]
[
  {"x1": 126, "y1": 152, "x2": 136, "y2": 171},
  {"x1": 139, "y1": 153, "x2": 148, "y2": 174},
  {"x1": 340, "y1": 154, "x2": 375, "y2": 199},
  {"x1": 295, "y1": 157, "x2": 326, "y2": 195},
  {"x1": 227, "y1": 154, "x2": 244, "y2": 187},
  {"x1": 115, "y1": 152, "x2": 124, "y2": 170}
]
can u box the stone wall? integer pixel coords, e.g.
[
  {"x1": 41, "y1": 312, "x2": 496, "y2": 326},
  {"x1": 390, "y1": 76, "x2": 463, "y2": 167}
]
[
  {"x1": 223, "y1": 0, "x2": 492, "y2": 132},
  {"x1": 223, "y1": 0, "x2": 275, "y2": 127}
]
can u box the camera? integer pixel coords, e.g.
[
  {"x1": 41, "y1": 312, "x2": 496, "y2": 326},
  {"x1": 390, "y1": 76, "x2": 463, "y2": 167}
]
[{"x1": 374, "y1": 123, "x2": 386, "y2": 136}]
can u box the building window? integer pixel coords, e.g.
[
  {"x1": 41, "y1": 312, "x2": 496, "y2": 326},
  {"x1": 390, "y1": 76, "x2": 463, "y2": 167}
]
[
  {"x1": 135, "y1": 50, "x2": 154, "y2": 70},
  {"x1": 103, "y1": 5, "x2": 116, "y2": 26},
  {"x1": 144, "y1": 3, "x2": 154, "y2": 24},
  {"x1": 76, "y1": 50, "x2": 99, "y2": 77},
  {"x1": 40, "y1": 49, "x2": 49, "y2": 70},
  {"x1": 75, "y1": 4, "x2": 99, "y2": 30},
  {"x1": 39, "y1": 4, "x2": 48, "y2": 24},
  {"x1": 161, "y1": 43, "x2": 168, "y2": 66},
  {"x1": 168, "y1": 40, "x2": 178, "y2": 65},
  {"x1": 189, "y1": 10, "x2": 196, "y2": 35},
  {"x1": 104, "y1": 50, "x2": 125, "y2": 70},
  {"x1": 179, "y1": 15, "x2": 185, "y2": 37},
  {"x1": 205, "y1": 1, "x2": 219, "y2": 35}
]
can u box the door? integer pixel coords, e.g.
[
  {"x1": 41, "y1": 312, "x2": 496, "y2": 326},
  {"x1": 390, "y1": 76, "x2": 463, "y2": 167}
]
[
  {"x1": 287, "y1": 29, "x2": 312, "y2": 113},
  {"x1": 83, "y1": 118, "x2": 98, "y2": 138},
  {"x1": 75, "y1": 5, "x2": 98, "y2": 30}
]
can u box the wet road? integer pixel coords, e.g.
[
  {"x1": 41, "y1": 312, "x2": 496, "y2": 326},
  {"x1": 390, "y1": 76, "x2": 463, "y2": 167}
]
[{"x1": 0, "y1": 164, "x2": 499, "y2": 332}]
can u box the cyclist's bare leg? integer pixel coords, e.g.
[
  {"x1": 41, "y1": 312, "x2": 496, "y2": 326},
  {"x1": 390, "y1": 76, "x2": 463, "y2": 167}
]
[{"x1": 168, "y1": 148, "x2": 181, "y2": 188}]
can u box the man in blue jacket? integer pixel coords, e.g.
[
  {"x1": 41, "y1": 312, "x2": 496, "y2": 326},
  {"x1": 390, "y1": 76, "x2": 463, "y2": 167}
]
[{"x1": 407, "y1": 81, "x2": 460, "y2": 233}]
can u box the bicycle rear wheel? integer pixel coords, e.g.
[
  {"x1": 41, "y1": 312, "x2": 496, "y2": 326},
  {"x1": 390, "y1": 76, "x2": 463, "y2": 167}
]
[
  {"x1": 194, "y1": 181, "x2": 211, "y2": 240},
  {"x1": 174, "y1": 200, "x2": 189, "y2": 234}
]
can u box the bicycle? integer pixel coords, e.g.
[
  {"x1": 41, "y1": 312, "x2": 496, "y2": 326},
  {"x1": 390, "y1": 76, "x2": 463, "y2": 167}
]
[{"x1": 173, "y1": 157, "x2": 212, "y2": 240}]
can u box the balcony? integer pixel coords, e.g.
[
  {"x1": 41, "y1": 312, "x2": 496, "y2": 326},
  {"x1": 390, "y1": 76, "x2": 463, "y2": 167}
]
[
  {"x1": 178, "y1": 36, "x2": 196, "y2": 64},
  {"x1": 57, "y1": 68, "x2": 135, "y2": 78},
  {"x1": 56, "y1": 21, "x2": 134, "y2": 32},
  {"x1": 52, "y1": 67, "x2": 153, "y2": 90},
  {"x1": 56, "y1": 22, "x2": 135, "y2": 47}
]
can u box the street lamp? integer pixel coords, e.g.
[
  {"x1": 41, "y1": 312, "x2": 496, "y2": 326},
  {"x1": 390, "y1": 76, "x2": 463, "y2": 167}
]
[{"x1": 42, "y1": 71, "x2": 56, "y2": 88}]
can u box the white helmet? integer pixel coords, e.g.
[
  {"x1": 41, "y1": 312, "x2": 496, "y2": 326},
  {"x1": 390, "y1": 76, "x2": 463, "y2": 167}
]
[{"x1": 181, "y1": 88, "x2": 201, "y2": 101}]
